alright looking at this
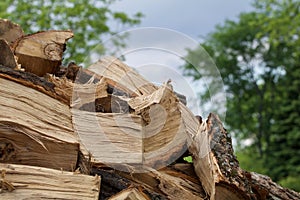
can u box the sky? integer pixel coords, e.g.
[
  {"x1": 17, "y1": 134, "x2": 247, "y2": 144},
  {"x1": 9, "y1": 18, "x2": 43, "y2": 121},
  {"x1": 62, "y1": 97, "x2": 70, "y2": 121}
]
[
  {"x1": 111, "y1": 0, "x2": 254, "y2": 41},
  {"x1": 99, "y1": 0, "x2": 254, "y2": 117}
]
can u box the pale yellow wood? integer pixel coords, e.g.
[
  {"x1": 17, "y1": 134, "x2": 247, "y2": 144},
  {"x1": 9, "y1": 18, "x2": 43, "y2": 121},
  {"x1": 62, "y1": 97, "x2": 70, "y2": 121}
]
[
  {"x1": 129, "y1": 84, "x2": 187, "y2": 170},
  {"x1": 0, "y1": 163, "x2": 100, "y2": 199},
  {"x1": 179, "y1": 103, "x2": 216, "y2": 198},
  {"x1": 0, "y1": 78, "x2": 79, "y2": 171},
  {"x1": 108, "y1": 188, "x2": 149, "y2": 200},
  {"x1": 46, "y1": 74, "x2": 108, "y2": 106},
  {"x1": 72, "y1": 109, "x2": 143, "y2": 165},
  {"x1": 88, "y1": 56, "x2": 158, "y2": 96},
  {"x1": 180, "y1": 104, "x2": 252, "y2": 200}
]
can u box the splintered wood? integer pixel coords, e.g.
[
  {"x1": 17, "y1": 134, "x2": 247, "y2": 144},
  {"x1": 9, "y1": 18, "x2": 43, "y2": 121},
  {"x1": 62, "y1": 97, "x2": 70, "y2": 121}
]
[
  {"x1": 108, "y1": 188, "x2": 149, "y2": 200},
  {"x1": 0, "y1": 78, "x2": 79, "y2": 171},
  {"x1": 0, "y1": 163, "x2": 100, "y2": 199},
  {"x1": 0, "y1": 19, "x2": 299, "y2": 200}
]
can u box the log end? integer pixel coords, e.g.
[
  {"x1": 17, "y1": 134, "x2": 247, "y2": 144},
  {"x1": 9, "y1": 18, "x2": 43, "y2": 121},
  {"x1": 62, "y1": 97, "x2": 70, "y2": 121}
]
[{"x1": 13, "y1": 30, "x2": 74, "y2": 76}]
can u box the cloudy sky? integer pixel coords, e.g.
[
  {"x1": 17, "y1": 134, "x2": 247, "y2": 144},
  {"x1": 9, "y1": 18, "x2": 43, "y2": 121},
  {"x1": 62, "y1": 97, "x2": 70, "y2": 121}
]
[
  {"x1": 111, "y1": 0, "x2": 253, "y2": 40},
  {"x1": 101, "y1": 0, "x2": 254, "y2": 117}
]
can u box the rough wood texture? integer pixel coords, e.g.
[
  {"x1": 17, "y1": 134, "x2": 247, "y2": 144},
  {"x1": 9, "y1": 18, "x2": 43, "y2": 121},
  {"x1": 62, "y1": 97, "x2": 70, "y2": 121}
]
[
  {"x1": 0, "y1": 163, "x2": 100, "y2": 199},
  {"x1": 117, "y1": 167, "x2": 206, "y2": 200},
  {"x1": 108, "y1": 188, "x2": 150, "y2": 200},
  {"x1": 0, "y1": 77, "x2": 79, "y2": 171},
  {"x1": 250, "y1": 172, "x2": 300, "y2": 200},
  {"x1": 1, "y1": 35, "x2": 299, "y2": 199},
  {"x1": 91, "y1": 168, "x2": 132, "y2": 199},
  {"x1": 88, "y1": 56, "x2": 158, "y2": 96},
  {"x1": 129, "y1": 83, "x2": 187, "y2": 170},
  {"x1": 181, "y1": 104, "x2": 252, "y2": 199},
  {"x1": 72, "y1": 110, "x2": 143, "y2": 167},
  {"x1": 0, "y1": 39, "x2": 18, "y2": 69},
  {"x1": 13, "y1": 30, "x2": 73, "y2": 76},
  {"x1": 0, "y1": 19, "x2": 24, "y2": 45}
]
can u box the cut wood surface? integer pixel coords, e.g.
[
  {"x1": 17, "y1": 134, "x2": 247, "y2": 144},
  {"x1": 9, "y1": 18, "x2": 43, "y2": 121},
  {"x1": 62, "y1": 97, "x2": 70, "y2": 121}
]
[
  {"x1": 13, "y1": 30, "x2": 73, "y2": 76},
  {"x1": 0, "y1": 163, "x2": 100, "y2": 199}
]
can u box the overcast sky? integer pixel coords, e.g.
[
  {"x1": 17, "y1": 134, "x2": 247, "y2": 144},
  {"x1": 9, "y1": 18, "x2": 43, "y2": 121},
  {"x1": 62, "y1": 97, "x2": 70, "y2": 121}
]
[
  {"x1": 111, "y1": 0, "x2": 253, "y2": 41},
  {"x1": 101, "y1": 0, "x2": 254, "y2": 117}
]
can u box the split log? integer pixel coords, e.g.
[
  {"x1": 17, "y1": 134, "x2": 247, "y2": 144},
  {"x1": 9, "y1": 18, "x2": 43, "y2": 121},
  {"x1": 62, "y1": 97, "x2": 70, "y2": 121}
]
[
  {"x1": 70, "y1": 57, "x2": 188, "y2": 171},
  {"x1": 116, "y1": 167, "x2": 206, "y2": 200},
  {"x1": 72, "y1": 110, "x2": 144, "y2": 167},
  {"x1": 128, "y1": 83, "x2": 187, "y2": 170},
  {"x1": 0, "y1": 163, "x2": 100, "y2": 199},
  {"x1": 0, "y1": 77, "x2": 79, "y2": 171},
  {"x1": 181, "y1": 104, "x2": 252, "y2": 199},
  {"x1": 87, "y1": 57, "x2": 187, "y2": 104},
  {"x1": 88, "y1": 56, "x2": 158, "y2": 96},
  {"x1": 0, "y1": 19, "x2": 24, "y2": 45},
  {"x1": 12, "y1": 30, "x2": 73, "y2": 76}
]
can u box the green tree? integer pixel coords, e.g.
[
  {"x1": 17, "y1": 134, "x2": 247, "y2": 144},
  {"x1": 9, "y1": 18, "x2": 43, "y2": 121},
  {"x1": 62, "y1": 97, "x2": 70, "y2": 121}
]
[
  {"x1": 258, "y1": 0, "x2": 300, "y2": 190},
  {"x1": 0, "y1": 0, "x2": 142, "y2": 64},
  {"x1": 183, "y1": 0, "x2": 300, "y2": 191}
]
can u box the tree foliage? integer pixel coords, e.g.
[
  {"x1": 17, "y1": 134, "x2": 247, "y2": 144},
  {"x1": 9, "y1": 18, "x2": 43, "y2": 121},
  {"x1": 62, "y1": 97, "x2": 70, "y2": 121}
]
[
  {"x1": 0, "y1": 0, "x2": 143, "y2": 64},
  {"x1": 184, "y1": 0, "x2": 300, "y2": 191}
]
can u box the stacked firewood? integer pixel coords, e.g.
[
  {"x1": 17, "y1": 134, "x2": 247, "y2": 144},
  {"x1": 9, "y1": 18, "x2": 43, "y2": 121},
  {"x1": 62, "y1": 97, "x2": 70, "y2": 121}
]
[{"x1": 0, "y1": 19, "x2": 299, "y2": 200}]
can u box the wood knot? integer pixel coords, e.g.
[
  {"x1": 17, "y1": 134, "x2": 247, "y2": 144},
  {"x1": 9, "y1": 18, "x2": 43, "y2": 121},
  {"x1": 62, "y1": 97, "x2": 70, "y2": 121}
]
[
  {"x1": 44, "y1": 43, "x2": 63, "y2": 61},
  {"x1": 0, "y1": 141, "x2": 16, "y2": 161}
]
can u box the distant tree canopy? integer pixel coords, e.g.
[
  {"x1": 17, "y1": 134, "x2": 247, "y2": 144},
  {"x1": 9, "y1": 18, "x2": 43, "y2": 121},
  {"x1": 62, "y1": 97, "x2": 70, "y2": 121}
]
[
  {"x1": 183, "y1": 0, "x2": 300, "y2": 191},
  {"x1": 0, "y1": 0, "x2": 143, "y2": 64}
]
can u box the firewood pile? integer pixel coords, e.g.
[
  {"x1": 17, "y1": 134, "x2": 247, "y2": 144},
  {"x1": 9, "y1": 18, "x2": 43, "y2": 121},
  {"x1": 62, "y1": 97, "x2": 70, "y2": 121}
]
[{"x1": 0, "y1": 19, "x2": 299, "y2": 200}]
